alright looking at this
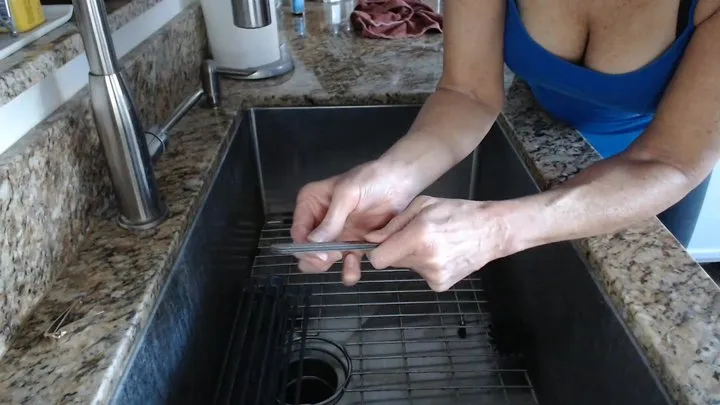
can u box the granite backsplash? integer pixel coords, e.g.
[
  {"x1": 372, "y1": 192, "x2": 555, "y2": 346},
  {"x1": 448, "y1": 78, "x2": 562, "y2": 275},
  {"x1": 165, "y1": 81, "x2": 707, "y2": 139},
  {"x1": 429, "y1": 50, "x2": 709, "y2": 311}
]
[{"x1": 0, "y1": 4, "x2": 207, "y2": 358}]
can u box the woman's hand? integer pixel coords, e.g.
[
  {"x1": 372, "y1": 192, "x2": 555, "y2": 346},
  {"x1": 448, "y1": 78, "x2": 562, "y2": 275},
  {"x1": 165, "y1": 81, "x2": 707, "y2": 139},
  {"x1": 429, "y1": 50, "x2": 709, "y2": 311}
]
[
  {"x1": 365, "y1": 196, "x2": 512, "y2": 292},
  {"x1": 290, "y1": 161, "x2": 417, "y2": 285}
]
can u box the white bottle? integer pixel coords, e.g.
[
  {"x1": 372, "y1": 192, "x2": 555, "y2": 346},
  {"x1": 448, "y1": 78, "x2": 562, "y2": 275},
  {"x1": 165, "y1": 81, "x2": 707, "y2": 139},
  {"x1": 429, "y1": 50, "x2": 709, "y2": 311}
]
[{"x1": 200, "y1": 0, "x2": 282, "y2": 70}]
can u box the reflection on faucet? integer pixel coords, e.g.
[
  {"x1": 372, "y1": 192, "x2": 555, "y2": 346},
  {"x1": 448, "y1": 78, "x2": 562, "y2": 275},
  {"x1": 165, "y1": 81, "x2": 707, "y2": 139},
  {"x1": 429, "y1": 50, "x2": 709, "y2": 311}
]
[{"x1": 71, "y1": 0, "x2": 220, "y2": 230}]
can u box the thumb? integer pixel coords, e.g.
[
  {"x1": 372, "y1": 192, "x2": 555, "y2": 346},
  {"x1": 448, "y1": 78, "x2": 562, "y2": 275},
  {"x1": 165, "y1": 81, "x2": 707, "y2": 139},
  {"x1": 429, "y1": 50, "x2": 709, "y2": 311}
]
[
  {"x1": 308, "y1": 186, "x2": 358, "y2": 242},
  {"x1": 367, "y1": 220, "x2": 420, "y2": 270}
]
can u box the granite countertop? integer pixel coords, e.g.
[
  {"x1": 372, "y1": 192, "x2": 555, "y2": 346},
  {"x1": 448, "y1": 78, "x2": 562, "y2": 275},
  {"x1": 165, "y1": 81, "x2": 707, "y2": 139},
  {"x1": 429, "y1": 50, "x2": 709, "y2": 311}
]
[
  {"x1": 0, "y1": 0, "x2": 155, "y2": 107},
  {"x1": 0, "y1": 3, "x2": 718, "y2": 405}
]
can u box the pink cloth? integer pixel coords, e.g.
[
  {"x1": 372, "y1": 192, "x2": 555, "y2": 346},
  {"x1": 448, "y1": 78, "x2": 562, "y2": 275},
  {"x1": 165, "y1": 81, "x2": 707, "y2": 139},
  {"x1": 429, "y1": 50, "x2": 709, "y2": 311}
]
[{"x1": 350, "y1": 0, "x2": 443, "y2": 39}]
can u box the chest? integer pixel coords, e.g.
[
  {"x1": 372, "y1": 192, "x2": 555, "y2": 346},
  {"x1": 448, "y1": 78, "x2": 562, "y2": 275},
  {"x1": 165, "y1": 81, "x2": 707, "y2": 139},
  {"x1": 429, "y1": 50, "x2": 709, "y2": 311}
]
[{"x1": 514, "y1": 0, "x2": 717, "y2": 74}]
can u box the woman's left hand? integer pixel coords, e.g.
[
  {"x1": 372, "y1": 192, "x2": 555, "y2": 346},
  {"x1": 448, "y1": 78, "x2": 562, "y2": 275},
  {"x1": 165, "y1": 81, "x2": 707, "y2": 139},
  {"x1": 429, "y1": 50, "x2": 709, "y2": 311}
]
[{"x1": 365, "y1": 196, "x2": 513, "y2": 292}]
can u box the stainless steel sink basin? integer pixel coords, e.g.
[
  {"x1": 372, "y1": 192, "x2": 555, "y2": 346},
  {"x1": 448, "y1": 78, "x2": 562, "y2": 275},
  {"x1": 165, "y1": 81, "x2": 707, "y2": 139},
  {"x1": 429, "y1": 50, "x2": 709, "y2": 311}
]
[{"x1": 111, "y1": 106, "x2": 674, "y2": 405}]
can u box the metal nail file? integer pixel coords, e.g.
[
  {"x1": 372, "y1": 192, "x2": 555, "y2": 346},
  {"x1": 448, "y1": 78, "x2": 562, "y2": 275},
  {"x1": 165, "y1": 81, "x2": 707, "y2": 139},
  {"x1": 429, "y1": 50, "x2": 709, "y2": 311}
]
[{"x1": 270, "y1": 241, "x2": 379, "y2": 255}]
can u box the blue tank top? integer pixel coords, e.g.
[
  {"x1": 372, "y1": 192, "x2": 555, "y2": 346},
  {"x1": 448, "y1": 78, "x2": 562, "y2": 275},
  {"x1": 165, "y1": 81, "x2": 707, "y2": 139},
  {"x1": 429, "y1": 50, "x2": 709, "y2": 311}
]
[{"x1": 504, "y1": 0, "x2": 699, "y2": 158}]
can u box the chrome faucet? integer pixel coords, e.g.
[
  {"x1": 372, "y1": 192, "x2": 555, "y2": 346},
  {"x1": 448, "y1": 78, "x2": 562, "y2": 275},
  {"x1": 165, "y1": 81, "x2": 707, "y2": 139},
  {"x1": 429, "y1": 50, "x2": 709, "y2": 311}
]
[{"x1": 72, "y1": 0, "x2": 220, "y2": 231}]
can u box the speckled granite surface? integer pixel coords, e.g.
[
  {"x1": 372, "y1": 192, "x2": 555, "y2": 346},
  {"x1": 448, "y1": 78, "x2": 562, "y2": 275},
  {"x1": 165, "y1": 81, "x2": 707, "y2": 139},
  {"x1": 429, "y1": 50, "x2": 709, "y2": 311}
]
[
  {"x1": 0, "y1": 2, "x2": 206, "y2": 362},
  {"x1": 0, "y1": 3, "x2": 717, "y2": 405},
  {"x1": 0, "y1": 0, "x2": 164, "y2": 106}
]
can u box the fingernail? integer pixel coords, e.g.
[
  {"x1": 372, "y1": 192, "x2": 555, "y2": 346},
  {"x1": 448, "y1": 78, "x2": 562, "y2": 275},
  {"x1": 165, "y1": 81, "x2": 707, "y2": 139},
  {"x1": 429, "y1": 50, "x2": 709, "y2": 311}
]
[
  {"x1": 308, "y1": 231, "x2": 325, "y2": 243},
  {"x1": 314, "y1": 252, "x2": 328, "y2": 261}
]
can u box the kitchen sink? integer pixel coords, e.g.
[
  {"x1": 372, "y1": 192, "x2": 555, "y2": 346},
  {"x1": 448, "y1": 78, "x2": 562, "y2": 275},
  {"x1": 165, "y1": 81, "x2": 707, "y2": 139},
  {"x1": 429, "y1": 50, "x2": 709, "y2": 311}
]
[{"x1": 112, "y1": 106, "x2": 674, "y2": 405}]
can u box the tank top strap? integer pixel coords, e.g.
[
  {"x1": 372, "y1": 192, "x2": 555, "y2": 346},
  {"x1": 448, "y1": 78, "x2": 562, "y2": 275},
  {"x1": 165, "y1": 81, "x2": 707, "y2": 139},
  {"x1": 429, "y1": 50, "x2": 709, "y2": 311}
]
[{"x1": 688, "y1": 0, "x2": 701, "y2": 25}]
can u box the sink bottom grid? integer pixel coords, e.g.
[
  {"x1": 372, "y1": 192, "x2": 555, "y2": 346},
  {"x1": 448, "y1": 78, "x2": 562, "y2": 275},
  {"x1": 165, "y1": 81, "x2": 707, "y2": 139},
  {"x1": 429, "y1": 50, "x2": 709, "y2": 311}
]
[{"x1": 246, "y1": 214, "x2": 539, "y2": 405}]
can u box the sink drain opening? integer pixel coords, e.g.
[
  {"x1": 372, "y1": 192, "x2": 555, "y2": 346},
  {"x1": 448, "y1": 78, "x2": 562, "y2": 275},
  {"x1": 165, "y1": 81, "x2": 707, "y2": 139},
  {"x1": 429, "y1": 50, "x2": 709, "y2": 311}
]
[
  {"x1": 285, "y1": 358, "x2": 338, "y2": 404},
  {"x1": 280, "y1": 338, "x2": 352, "y2": 405}
]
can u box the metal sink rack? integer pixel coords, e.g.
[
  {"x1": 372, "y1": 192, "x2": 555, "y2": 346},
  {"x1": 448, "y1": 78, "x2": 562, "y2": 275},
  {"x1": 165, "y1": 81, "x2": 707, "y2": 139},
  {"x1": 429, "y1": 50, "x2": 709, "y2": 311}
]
[
  {"x1": 245, "y1": 213, "x2": 539, "y2": 405},
  {"x1": 213, "y1": 277, "x2": 311, "y2": 405}
]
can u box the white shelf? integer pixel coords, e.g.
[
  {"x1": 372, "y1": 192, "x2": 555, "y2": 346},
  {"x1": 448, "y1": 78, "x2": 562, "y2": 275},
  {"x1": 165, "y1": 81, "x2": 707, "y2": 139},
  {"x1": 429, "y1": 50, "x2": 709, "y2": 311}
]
[{"x1": 0, "y1": 5, "x2": 74, "y2": 61}]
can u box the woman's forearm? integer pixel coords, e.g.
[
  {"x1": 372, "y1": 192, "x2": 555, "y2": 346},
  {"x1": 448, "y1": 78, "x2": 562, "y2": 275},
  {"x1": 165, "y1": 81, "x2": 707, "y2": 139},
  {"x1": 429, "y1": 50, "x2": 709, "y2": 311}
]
[
  {"x1": 502, "y1": 152, "x2": 701, "y2": 252},
  {"x1": 372, "y1": 0, "x2": 506, "y2": 199},
  {"x1": 376, "y1": 87, "x2": 501, "y2": 197}
]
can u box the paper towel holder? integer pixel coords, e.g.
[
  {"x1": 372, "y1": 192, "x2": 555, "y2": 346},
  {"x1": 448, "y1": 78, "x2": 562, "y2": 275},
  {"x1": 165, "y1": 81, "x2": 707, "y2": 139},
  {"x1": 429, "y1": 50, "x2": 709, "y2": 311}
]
[
  {"x1": 210, "y1": 0, "x2": 295, "y2": 80},
  {"x1": 213, "y1": 42, "x2": 294, "y2": 80}
]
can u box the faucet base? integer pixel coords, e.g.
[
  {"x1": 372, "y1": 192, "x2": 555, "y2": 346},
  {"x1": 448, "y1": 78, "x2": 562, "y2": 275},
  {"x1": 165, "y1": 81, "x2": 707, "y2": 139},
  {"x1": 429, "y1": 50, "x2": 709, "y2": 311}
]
[
  {"x1": 216, "y1": 42, "x2": 294, "y2": 80},
  {"x1": 117, "y1": 200, "x2": 169, "y2": 231}
]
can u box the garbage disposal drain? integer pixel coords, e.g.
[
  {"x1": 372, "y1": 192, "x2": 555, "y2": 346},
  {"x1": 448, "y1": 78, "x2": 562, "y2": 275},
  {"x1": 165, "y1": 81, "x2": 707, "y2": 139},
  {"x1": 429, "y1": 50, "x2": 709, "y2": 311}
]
[
  {"x1": 280, "y1": 338, "x2": 351, "y2": 405},
  {"x1": 285, "y1": 358, "x2": 338, "y2": 403}
]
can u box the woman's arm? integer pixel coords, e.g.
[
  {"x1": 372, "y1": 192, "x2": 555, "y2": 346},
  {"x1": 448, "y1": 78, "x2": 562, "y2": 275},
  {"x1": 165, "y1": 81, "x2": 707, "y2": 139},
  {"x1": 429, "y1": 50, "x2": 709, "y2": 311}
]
[
  {"x1": 504, "y1": 10, "x2": 720, "y2": 253},
  {"x1": 375, "y1": 0, "x2": 507, "y2": 197}
]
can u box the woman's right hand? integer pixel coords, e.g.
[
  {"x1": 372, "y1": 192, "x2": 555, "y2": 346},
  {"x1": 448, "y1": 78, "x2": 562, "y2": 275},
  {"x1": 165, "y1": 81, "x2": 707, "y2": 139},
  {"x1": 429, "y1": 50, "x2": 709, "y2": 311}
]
[{"x1": 290, "y1": 161, "x2": 417, "y2": 286}]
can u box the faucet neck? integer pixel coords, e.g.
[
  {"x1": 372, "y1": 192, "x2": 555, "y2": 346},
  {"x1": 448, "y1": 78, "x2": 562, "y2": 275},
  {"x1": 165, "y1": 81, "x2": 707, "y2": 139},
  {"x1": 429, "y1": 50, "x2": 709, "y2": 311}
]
[{"x1": 72, "y1": 0, "x2": 119, "y2": 75}]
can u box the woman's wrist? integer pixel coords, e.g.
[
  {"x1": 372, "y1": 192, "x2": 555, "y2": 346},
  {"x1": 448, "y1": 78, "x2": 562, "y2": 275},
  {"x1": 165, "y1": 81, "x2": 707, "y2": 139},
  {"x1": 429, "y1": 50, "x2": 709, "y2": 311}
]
[
  {"x1": 363, "y1": 157, "x2": 426, "y2": 202},
  {"x1": 491, "y1": 195, "x2": 551, "y2": 256},
  {"x1": 375, "y1": 134, "x2": 457, "y2": 195}
]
